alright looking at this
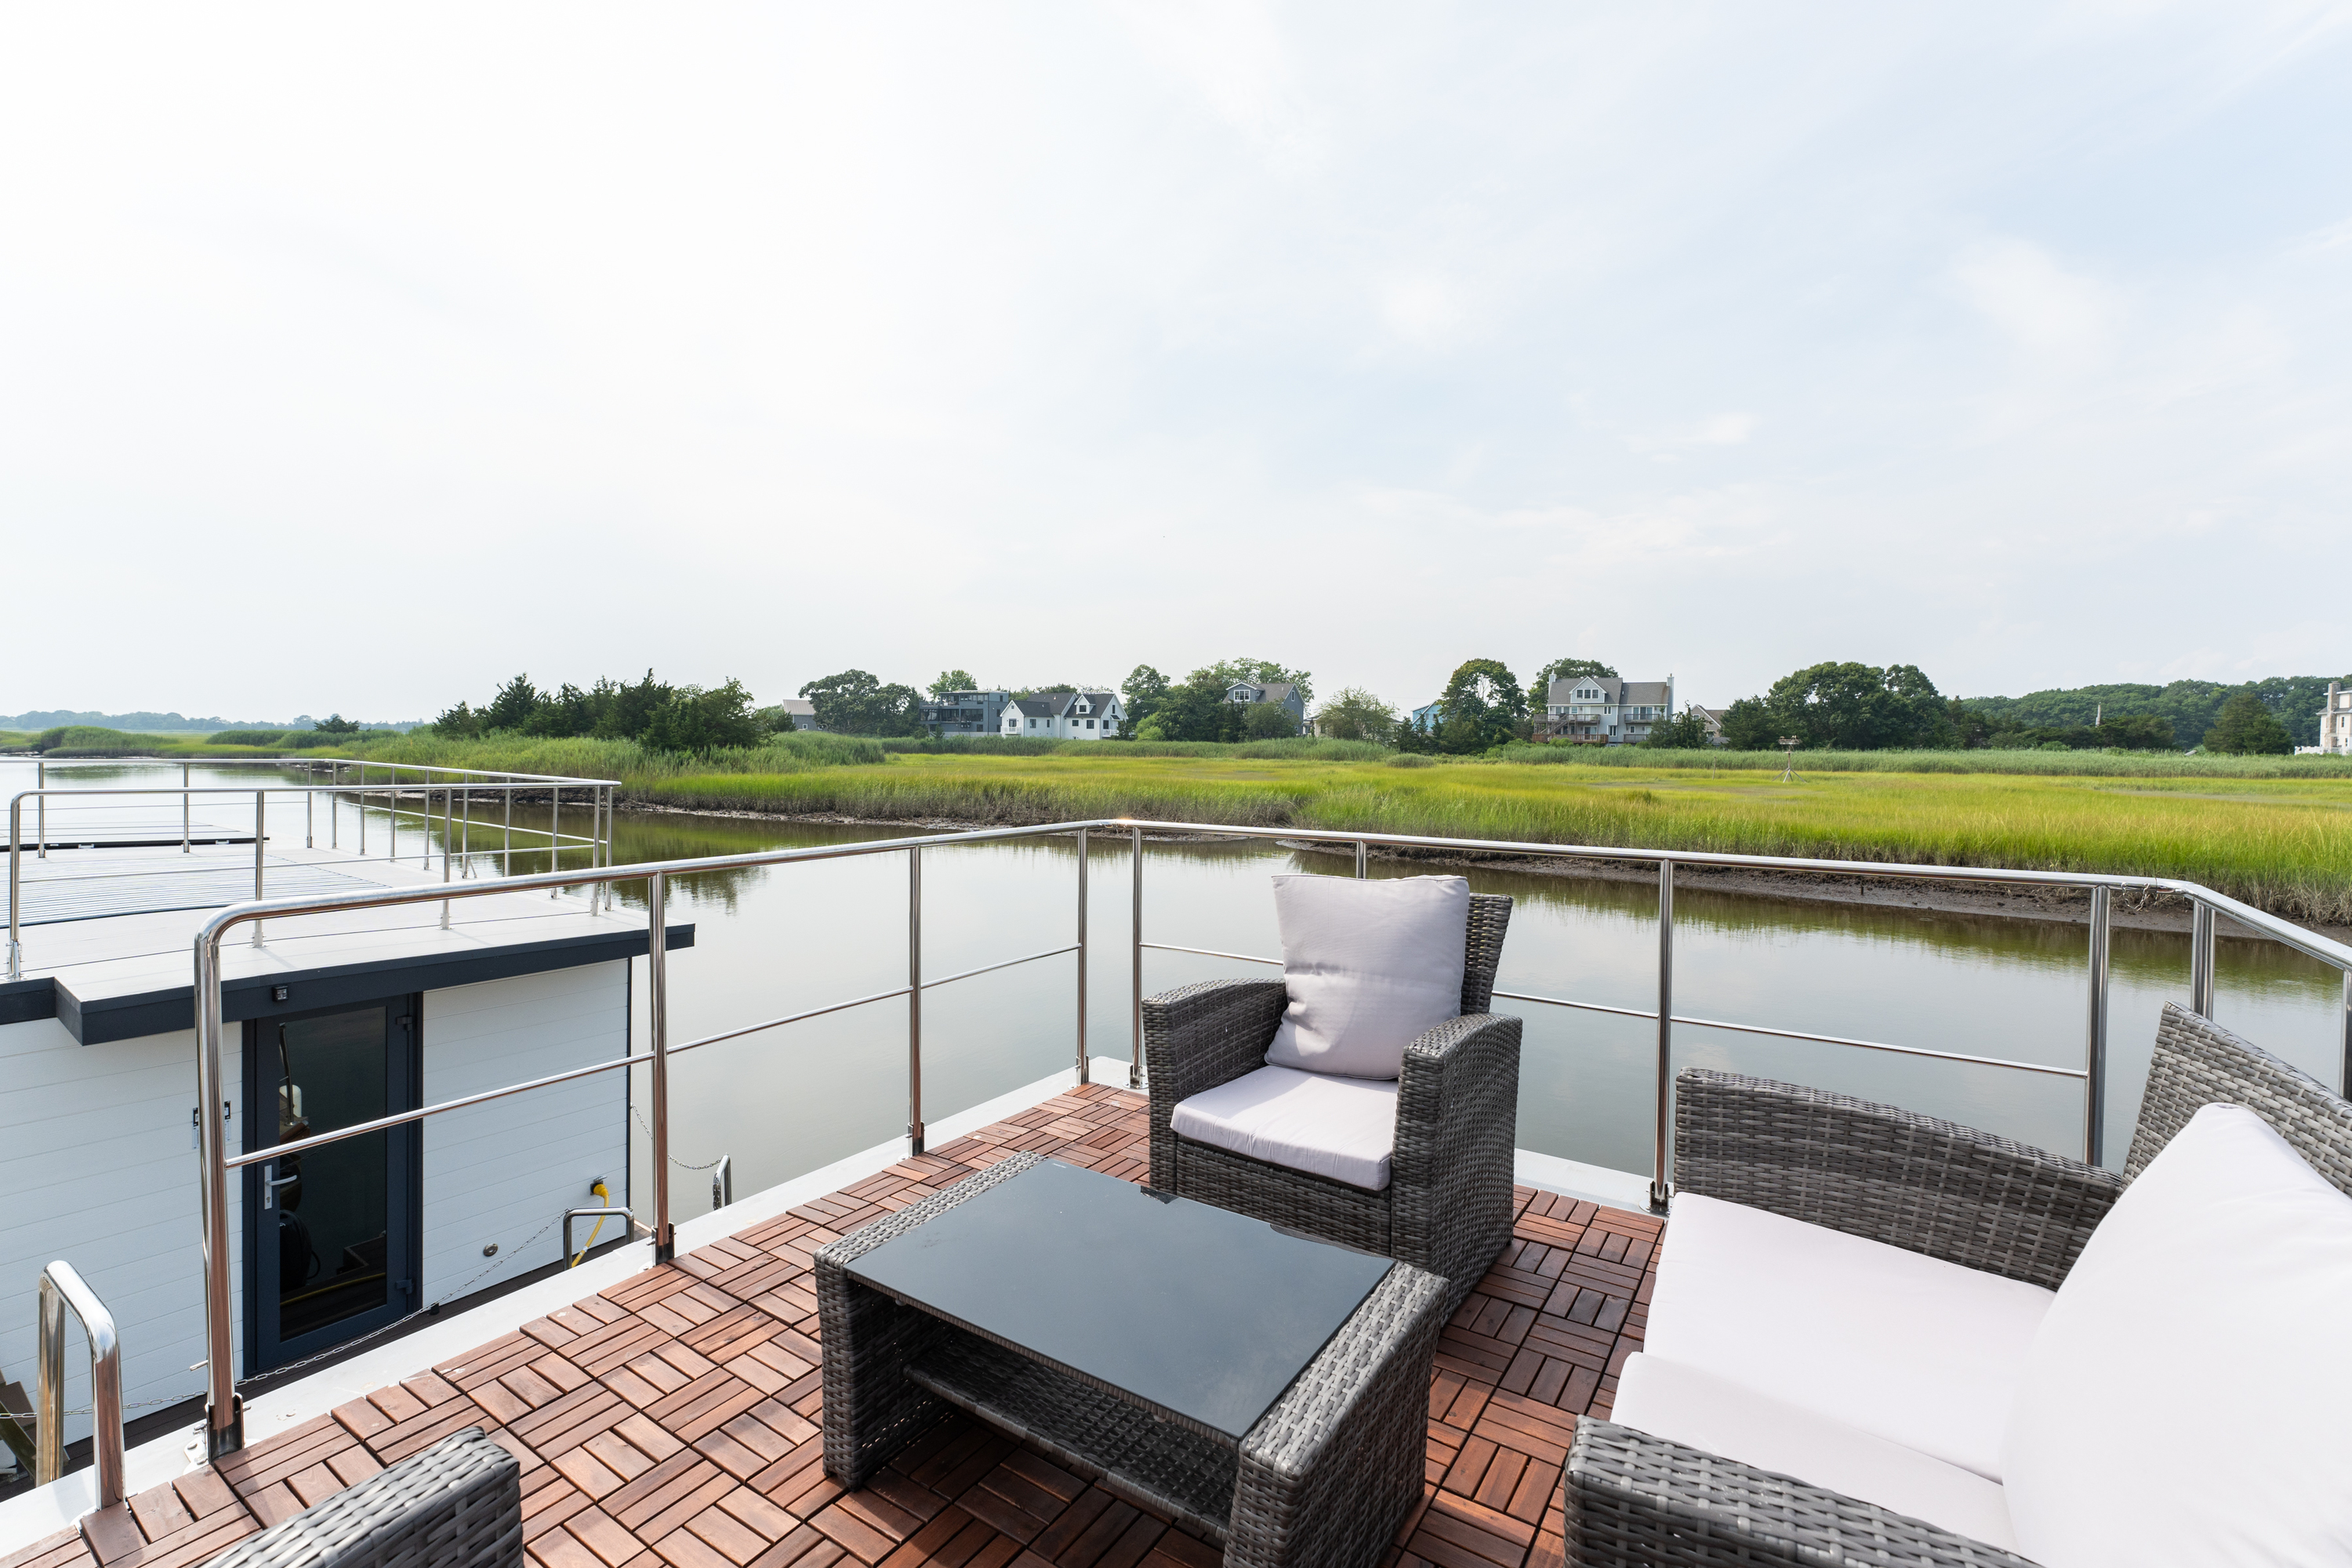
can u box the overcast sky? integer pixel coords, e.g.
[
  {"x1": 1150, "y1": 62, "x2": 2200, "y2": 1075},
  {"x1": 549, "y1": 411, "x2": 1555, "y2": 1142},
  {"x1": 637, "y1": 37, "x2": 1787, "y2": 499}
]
[{"x1": 4, "y1": 3, "x2": 2349, "y2": 720}]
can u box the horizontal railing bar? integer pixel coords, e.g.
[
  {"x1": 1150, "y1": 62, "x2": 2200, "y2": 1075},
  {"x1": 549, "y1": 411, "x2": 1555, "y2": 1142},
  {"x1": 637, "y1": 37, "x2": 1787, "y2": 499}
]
[
  {"x1": 8, "y1": 784, "x2": 608, "y2": 800},
  {"x1": 925, "y1": 944, "x2": 1081, "y2": 990},
  {"x1": 1111, "y1": 820, "x2": 2352, "y2": 978},
  {"x1": 226, "y1": 1047, "x2": 648, "y2": 1167},
  {"x1": 1140, "y1": 941, "x2": 1280, "y2": 966},
  {"x1": 1490, "y1": 988, "x2": 1658, "y2": 1022},
  {"x1": 1667, "y1": 1012, "x2": 2088, "y2": 1077},
  {"x1": 668, "y1": 987, "x2": 914, "y2": 1057},
  {"x1": 16, "y1": 759, "x2": 616, "y2": 785}
]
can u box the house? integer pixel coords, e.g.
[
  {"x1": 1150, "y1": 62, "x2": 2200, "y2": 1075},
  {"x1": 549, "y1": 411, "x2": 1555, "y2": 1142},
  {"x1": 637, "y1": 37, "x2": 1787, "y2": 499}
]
[
  {"x1": 919, "y1": 689, "x2": 1011, "y2": 736},
  {"x1": 772, "y1": 699, "x2": 819, "y2": 730},
  {"x1": 1543, "y1": 675, "x2": 1676, "y2": 744},
  {"x1": 1686, "y1": 703, "x2": 1729, "y2": 746},
  {"x1": 1409, "y1": 702, "x2": 1444, "y2": 735},
  {"x1": 1000, "y1": 690, "x2": 1124, "y2": 739},
  {"x1": 1228, "y1": 680, "x2": 1307, "y2": 734},
  {"x1": 2319, "y1": 683, "x2": 2352, "y2": 756}
]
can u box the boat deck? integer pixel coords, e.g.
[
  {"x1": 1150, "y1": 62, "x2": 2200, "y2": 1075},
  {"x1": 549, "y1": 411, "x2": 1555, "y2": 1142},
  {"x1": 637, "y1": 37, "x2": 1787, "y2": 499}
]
[{"x1": 1, "y1": 1083, "x2": 1659, "y2": 1568}]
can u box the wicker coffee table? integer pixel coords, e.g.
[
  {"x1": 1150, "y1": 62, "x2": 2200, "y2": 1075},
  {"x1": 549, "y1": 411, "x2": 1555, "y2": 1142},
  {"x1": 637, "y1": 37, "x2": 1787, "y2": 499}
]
[{"x1": 817, "y1": 1152, "x2": 1446, "y2": 1568}]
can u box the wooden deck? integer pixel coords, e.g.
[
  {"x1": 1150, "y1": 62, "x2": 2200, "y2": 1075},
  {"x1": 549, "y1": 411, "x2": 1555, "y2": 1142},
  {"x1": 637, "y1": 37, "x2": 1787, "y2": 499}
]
[{"x1": 3, "y1": 1083, "x2": 1659, "y2": 1568}]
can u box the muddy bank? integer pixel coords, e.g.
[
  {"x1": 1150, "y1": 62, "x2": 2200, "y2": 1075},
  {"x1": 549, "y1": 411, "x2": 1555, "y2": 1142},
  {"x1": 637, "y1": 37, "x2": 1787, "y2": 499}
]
[{"x1": 615, "y1": 801, "x2": 2348, "y2": 948}]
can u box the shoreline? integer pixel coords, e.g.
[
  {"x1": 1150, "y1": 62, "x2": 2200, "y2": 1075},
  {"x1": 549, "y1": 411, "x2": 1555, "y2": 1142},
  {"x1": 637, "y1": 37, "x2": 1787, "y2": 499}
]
[{"x1": 617, "y1": 800, "x2": 2349, "y2": 946}]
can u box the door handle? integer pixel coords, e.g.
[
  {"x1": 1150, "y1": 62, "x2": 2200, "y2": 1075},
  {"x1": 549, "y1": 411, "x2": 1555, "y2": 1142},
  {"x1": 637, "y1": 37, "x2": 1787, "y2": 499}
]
[{"x1": 261, "y1": 1161, "x2": 299, "y2": 1209}]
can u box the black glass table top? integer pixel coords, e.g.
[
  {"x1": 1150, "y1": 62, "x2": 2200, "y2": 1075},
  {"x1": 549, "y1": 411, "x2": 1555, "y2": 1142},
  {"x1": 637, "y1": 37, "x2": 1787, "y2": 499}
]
[{"x1": 848, "y1": 1158, "x2": 1393, "y2": 1443}]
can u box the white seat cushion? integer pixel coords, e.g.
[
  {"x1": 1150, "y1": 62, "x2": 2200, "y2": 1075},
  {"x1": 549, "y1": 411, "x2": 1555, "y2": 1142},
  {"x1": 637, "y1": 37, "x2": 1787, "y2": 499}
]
[
  {"x1": 1171, "y1": 1064, "x2": 1398, "y2": 1191},
  {"x1": 1613, "y1": 1353, "x2": 2017, "y2": 1550},
  {"x1": 1264, "y1": 873, "x2": 1468, "y2": 1080},
  {"x1": 2002, "y1": 1104, "x2": 2352, "y2": 1566},
  {"x1": 1647, "y1": 1193, "x2": 2052, "y2": 1482}
]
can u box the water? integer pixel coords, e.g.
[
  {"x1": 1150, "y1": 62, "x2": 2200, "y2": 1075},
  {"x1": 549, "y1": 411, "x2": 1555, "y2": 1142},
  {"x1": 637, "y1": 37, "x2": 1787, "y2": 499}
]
[{"x1": 9, "y1": 758, "x2": 2348, "y2": 1200}]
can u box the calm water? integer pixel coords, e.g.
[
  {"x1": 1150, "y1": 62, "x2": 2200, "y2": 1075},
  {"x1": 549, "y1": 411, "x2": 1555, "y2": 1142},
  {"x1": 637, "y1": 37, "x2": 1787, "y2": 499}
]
[{"x1": 11, "y1": 760, "x2": 2349, "y2": 1198}]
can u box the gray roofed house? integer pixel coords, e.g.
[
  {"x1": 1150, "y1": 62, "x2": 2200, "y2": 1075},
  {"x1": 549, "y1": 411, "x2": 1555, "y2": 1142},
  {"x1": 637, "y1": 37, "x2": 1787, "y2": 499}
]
[
  {"x1": 1542, "y1": 675, "x2": 1676, "y2": 744},
  {"x1": 1226, "y1": 680, "x2": 1306, "y2": 730},
  {"x1": 1000, "y1": 690, "x2": 1126, "y2": 740}
]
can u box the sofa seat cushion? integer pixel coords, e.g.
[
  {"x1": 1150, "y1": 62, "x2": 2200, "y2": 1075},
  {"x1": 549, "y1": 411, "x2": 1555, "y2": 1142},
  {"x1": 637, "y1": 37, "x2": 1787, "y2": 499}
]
[
  {"x1": 2002, "y1": 1103, "x2": 2352, "y2": 1566},
  {"x1": 1613, "y1": 1352, "x2": 2017, "y2": 1550},
  {"x1": 1264, "y1": 873, "x2": 1469, "y2": 1080},
  {"x1": 1171, "y1": 1064, "x2": 1398, "y2": 1191},
  {"x1": 1647, "y1": 1192, "x2": 2053, "y2": 1483}
]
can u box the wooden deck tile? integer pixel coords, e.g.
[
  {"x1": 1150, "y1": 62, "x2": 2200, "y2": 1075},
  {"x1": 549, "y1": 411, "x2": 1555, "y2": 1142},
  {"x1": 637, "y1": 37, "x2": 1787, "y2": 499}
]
[{"x1": 26, "y1": 1097, "x2": 1663, "y2": 1568}]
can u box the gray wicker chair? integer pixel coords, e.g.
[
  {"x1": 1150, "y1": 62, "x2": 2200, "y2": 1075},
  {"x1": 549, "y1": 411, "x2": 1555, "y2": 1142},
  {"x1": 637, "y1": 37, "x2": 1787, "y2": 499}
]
[
  {"x1": 1143, "y1": 892, "x2": 1518, "y2": 1311},
  {"x1": 1563, "y1": 1001, "x2": 2352, "y2": 1567},
  {"x1": 202, "y1": 1428, "x2": 518, "y2": 1568}
]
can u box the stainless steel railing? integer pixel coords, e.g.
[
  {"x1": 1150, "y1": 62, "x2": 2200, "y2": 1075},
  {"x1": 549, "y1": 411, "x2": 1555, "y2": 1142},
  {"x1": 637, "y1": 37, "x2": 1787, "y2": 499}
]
[
  {"x1": 6, "y1": 758, "x2": 618, "y2": 978},
  {"x1": 36, "y1": 1261, "x2": 122, "y2": 1509},
  {"x1": 177, "y1": 814, "x2": 2352, "y2": 1465}
]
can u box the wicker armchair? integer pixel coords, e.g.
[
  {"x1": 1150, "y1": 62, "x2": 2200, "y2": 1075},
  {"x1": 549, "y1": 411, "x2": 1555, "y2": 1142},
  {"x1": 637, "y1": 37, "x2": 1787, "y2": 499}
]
[
  {"x1": 1563, "y1": 1002, "x2": 2352, "y2": 1567},
  {"x1": 1143, "y1": 892, "x2": 1517, "y2": 1311},
  {"x1": 202, "y1": 1428, "x2": 518, "y2": 1568}
]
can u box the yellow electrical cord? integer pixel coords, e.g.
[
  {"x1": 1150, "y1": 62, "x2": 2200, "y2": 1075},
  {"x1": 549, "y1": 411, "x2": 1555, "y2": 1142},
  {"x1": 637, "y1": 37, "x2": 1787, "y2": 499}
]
[{"x1": 570, "y1": 1179, "x2": 612, "y2": 1268}]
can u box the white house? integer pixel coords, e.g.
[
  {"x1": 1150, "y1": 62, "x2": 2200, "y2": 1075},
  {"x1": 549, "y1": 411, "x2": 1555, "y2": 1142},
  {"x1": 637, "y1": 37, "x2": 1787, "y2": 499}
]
[
  {"x1": 2318, "y1": 683, "x2": 2352, "y2": 755},
  {"x1": 1001, "y1": 691, "x2": 1124, "y2": 739},
  {"x1": 1544, "y1": 676, "x2": 1676, "y2": 744}
]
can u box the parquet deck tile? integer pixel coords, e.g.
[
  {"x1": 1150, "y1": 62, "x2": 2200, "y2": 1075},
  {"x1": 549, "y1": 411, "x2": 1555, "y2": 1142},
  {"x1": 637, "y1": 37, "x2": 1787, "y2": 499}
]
[{"x1": 19, "y1": 1084, "x2": 1661, "y2": 1568}]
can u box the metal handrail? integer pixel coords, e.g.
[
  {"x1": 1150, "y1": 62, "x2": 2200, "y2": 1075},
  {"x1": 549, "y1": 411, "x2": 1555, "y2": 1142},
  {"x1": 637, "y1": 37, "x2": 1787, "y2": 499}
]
[
  {"x1": 8, "y1": 763, "x2": 619, "y2": 977},
  {"x1": 36, "y1": 1261, "x2": 122, "y2": 1509},
  {"x1": 178, "y1": 812, "x2": 2352, "y2": 1464}
]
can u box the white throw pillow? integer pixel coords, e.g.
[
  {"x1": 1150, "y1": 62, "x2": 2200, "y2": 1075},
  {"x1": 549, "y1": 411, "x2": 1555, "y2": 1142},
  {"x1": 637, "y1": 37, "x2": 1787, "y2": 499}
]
[
  {"x1": 1263, "y1": 873, "x2": 1469, "y2": 1080},
  {"x1": 2002, "y1": 1103, "x2": 2352, "y2": 1566}
]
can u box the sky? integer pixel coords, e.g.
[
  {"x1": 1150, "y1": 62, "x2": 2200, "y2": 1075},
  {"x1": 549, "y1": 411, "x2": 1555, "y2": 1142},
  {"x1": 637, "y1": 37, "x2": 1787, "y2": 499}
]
[{"x1": 3, "y1": 2, "x2": 2350, "y2": 720}]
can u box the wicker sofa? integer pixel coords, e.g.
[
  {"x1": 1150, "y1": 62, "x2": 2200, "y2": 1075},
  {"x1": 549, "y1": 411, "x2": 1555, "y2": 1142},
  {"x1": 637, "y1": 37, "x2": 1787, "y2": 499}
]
[
  {"x1": 1563, "y1": 1001, "x2": 2352, "y2": 1566},
  {"x1": 201, "y1": 1428, "x2": 517, "y2": 1568},
  {"x1": 1142, "y1": 892, "x2": 1517, "y2": 1312}
]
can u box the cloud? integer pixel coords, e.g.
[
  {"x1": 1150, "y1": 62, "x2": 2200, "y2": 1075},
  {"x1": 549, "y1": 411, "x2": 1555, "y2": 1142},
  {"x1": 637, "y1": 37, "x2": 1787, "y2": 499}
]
[
  {"x1": 1109, "y1": 0, "x2": 1327, "y2": 176},
  {"x1": 1951, "y1": 239, "x2": 2122, "y2": 367}
]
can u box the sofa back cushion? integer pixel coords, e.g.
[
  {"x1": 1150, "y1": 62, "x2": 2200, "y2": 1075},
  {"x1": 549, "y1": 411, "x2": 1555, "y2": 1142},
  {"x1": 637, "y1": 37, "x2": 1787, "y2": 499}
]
[
  {"x1": 1264, "y1": 873, "x2": 1468, "y2": 1080},
  {"x1": 2003, "y1": 1103, "x2": 2352, "y2": 1565}
]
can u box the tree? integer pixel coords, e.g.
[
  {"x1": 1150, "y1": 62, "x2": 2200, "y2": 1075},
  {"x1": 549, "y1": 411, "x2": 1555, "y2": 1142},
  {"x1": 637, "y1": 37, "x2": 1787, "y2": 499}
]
[
  {"x1": 1760, "y1": 662, "x2": 1951, "y2": 750},
  {"x1": 1716, "y1": 697, "x2": 1779, "y2": 751},
  {"x1": 800, "y1": 670, "x2": 921, "y2": 735},
  {"x1": 1152, "y1": 668, "x2": 1251, "y2": 742},
  {"x1": 2204, "y1": 690, "x2": 2292, "y2": 754},
  {"x1": 930, "y1": 670, "x2": 979, "y2": 698},
  {"x1": 433, "y1": 701, "x2": 485, "y2": 739},
  {"x1": 1530, "y1": 658, "x2": 1619, "y2": 701},
  {"x1": 483, "y1": 674, "x2": 541, "y2": 733},
  {"x1": 1242, "y1": 701, "x2": 1298, "y2": 739},
  {"x1": 1312, "y1": 688, "x2": 1399, "y2": 744},
  {"x1": 1436, "y1": 659, "x2": 1528, "y2": 753},
  {"x1": 592, "y1": 671, "x2": 676, "y2": 739},
  {"x1": 1122, "y1": 666, "x2": 1171, "y2": 731},
  {"x1": 641, "y1": 679, "x2": 764, "y2": 752},
  {"x1": 313, "y1": 713, "x2": 360, "y2": 735},
  {"x1": 1639, "y1": 707, "x2": 1713, "y2": 749}
]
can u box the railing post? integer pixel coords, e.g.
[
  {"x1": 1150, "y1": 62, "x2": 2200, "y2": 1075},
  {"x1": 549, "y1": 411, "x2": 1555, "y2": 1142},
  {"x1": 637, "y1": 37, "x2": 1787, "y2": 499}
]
[
  {"x1": 357, "y1": 768, "x2": 366, "y2": 857},
  {"x1": 182, "y1": 762, "x2": 191, "y2": 854},
  {"x1": 459, "y1": 784, "x2": 471, "y2": 880},
  {"x1": 329, "y1": 763, "x2": 339, "y2": 851},
  {"x1": 251, "y1": 791, "x2": 265, "y2": 946},
  {"x1": 36, "y1": 1261, "x2": 123, "y2": 1508},
  {"x1": 36, "y1": 760, "x2": 44, "y2": 858},
  {"x1": 908, "y1": 846, "x2": 925, "y2": 1154},
  {"x1": 549, "y1": 786, "x2": 561, "y2": 897},
  {"x1": 648, "y1": 871, "x2": 673, "y2": 1263},
  {"x1": 1651, "y1": 858, "x2": 1675, "y2": 1213},
  {"x1": 2190, "y1": 899, "x2": 2216, "y2": 1018},
  {"x1": 441, "y1": 788, "x2": 453, "y2": 929},
  {"x1": 1355, "y1": 839, "x2": 1368, "y2": 878},
  {"x1": 196, "y1": 927, "x2": 241, "y2": 1459},
  {"x1": 2085, "y1": 886, "x2": 2111, "y2": 1167},
  {"x1": 1075, "y1": 828, "x2": 1089, "y2": 1085},
  {"x1": 2340, "y1": 967, "x2": 2352, "y2": 1101},
  {"x1": 1130, "y1": 823, "x2": 1145, "y2": 1088},
  {"x1": 9, "y1": 797, "x2": 21, "y2": 981},
  {"x1": 305, "y1": 784, "x2": 314, "y2": 850},
  {"x1": 503, "y1": 787, "x2": 513, "y2": 877}
]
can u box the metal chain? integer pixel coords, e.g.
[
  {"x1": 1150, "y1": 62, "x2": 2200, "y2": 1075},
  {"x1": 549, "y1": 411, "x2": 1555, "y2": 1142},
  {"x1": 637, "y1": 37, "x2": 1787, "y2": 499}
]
[{"x1": 632, "y1": 1105, "x2": 725, "y2": 1170}]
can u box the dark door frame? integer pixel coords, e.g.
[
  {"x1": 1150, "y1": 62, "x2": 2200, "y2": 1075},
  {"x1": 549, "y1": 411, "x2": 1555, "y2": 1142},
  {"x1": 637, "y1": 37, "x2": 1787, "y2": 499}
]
[{"x1": 241, "y1": 994, "x2": 423, "y2": 1377}]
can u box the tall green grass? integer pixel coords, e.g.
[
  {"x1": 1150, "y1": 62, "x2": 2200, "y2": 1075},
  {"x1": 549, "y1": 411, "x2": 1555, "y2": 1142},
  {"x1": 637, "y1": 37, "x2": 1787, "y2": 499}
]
[{"x1": 1496, "y1": 745, "x2": 2352, "y2": 778}]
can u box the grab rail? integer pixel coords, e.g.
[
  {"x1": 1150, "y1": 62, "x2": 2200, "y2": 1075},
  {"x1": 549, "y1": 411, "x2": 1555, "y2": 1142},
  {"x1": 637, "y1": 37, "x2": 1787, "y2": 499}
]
[
  {"x1": 180, "y1": 813, "x2": 2352, "y2": 1464},
  {"x1": 36, "y1": 1261, "x2": 122, "y2": 1509}
]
